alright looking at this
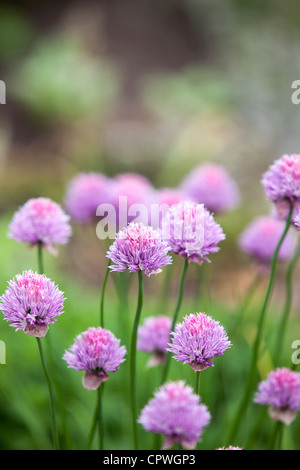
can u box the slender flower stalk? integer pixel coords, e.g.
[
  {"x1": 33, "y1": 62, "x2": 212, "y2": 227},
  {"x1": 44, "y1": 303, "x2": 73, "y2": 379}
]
[
  {"x1": 130, "y1": 270, "x2": 144, "y2": 450},
  {"x1": 98, "y1": 385, "x2": 104, "y2": 450},
  {"x1": 273, "y1": 238, "x2": 300, "y2": 367},
  {"x1": 195, "y1": 371, "x2": 201, "y2": 396},
  {"x1": 36, "y1": 337, "x2": 59, "y2": 449},
  {"x1": 86, "y1": 399, "x2": 99, "y2": 450},
  {"x1": 231, "y1": 272, "x2": 262, "y2": 336},
  {"x1": 37, "y1": 241, "x2": 44, "y2": 274},
  {"x1": 100, "y1": 261, "x2": 110, "y2": 328},
  {"x1": 161, "y1": 258, "x2": 189, "y2": 384},
  {"x1": 227, "y1": 205, "x2": 293, "y2": 444}
]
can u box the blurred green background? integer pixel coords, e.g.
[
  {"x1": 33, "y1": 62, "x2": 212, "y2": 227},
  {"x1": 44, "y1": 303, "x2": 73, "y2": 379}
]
[{"x1": 1, "y1": 0, "x2": 300, "y2": 450}]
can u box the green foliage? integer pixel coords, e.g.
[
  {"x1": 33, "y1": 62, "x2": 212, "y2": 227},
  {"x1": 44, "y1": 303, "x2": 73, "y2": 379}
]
[
  {"x1": 10, "y1": 36, "x2": 120, "y2": 123},
  {"x1": 0, "y1": 214, "x2": 300, "y2": 450}
]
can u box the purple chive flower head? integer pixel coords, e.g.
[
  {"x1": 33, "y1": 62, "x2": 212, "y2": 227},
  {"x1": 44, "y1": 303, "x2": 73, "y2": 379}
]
[
  {"x1": 106, "y1": 222, "x2": 172, "y2": 277},
  {"x1": 161, "y1": 201, "x2": 225, "y2": 265},
  {"x1": 9, "y1": 197, "x2": 72, "y2": 255},
  {"x1": 63, "y1": 327, "x2": 126, "y2": 390},
  {"x1": 64, "y1": 172, "x2": 112, "y2": 224},
  {"x1": 137, "y1": 315, "x2": 172, "y2": 367},
  {"x1": 254, "y1": 368, "x2": 300, "y2": 425},
  {"x1": 238, "y1": 216, "x2": 297, "y2": 267},
  {"x1": 180, "y1": 163, "x2": 240, "y2": 214},
  {"x1": 138, "y1": 380, "x2": 211, "y2": 449},
  {"x1": 168, "y1": 312, "x2": 231, "y2": 372},
  {"x1": 0, "y1": 270, "x2": 65, "y2": 338},
  {"x1": 262, "y1": 154, "x2": 300, "y2": 219}
]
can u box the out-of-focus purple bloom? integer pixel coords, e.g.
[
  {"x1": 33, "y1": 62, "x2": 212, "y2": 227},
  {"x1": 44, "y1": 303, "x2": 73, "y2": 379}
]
[
  {"x1": 106, "y1": 222, "x2": 172, "y2": 277},
  {"x1": 64, "y1": 172, "x2": 112, "y2": 224},
  {"x1": 262, "y1": 154, "x2": 300, "y2": 220},
  {"x1": 238, "y1": 216, "x2": 297, "y2": 267},
  {"x1": 137, "y1": 315, "x2": 172, "y2": 367},
  {"x1": 63, "y1": 327, "x2": 126, "y2": 390},
  {"x1": 154, "y1": 188, "x2": 188, "y2": 208},
  {"x1": 254, "y1": 368, "x2": 300, "y2": 425},
  {"x1": 110, "y1": 172, "x2": 154, "y2": 227},
  {"x1": 216, "y1": 446, "x2": 243, "y2": 450},
  {"x1": 294, "y1": 210, "x2": 300, "y2": 234},
  {"x1": 9, "y1": 197, "x2": 72, "y2": 255},
  {"x1": 0, "y1": 270, "x2": 65, "y2": 338},
  {"x1": 180, "y1": 163, "x2": 240, "y2": 214},
  {"x1": 138, "y1": 380, "x2": 211, "y2": 449},
  {"x1": 160, "y1": 201, "x2": 225, "y2": 265},
  {"x1": 168, "y1": 312, "x2": 231, "y2": 372}
]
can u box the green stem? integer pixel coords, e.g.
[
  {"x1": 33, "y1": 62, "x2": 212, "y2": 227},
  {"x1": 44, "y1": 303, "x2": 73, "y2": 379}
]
[
  {"x1": 98, "y1": 385, "x2": 104, "y2": 450},
  {"x1": 130, "y1": 270, "x2": 144, "y2": 450},
  {"x1": 231, "y1": 272, "x2": 262, "y2": 336},
  {"x1": 37, "y1": 241, "x2": 44, "y2": 274},
  {"x1": 277, "y1": 422, "x2": 284, "y2": 450},
  {"x1": 161, "y1": 259, "x2": 189, "y2": 384},
  {"x1": 36, "y1": 337, "x2": 59, "y2": 449},
  {"x1": 86, "y1": 397, "x2": 98, "y2": 450},
  {"x1": 273, "y1": 238, "x2": 300, "y2": 367},
  {"x1": 100, "y1": 262, "x2": 110, "y2": 328},
  {"x1": 195, "y1": 371, "x2": 200, "y2": 395},
  {"x1": 227, "y1": 205, "x2": 293, "y2": 445},
  {"x1": 157, "y1": 266, "x2": 173, "y2": 314}
]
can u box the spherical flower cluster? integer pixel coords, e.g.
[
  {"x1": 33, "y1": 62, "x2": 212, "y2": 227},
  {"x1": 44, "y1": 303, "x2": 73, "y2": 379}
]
[
  {"x1": 64, "y1": 172, "x2": 112, "y2": 224},
  {"x1": 137, "y1": 315, "x2": 172, "y2": 367},
  {"x1": 110, "y1": 172, "x2": 154, "y2": 227},
  {"x1": 238, "y1": 216, "x2": 297, "y2": 267},
  {"x1": 254, "y1": 368, "x2": 300, "y2": 425},
  {"x1": 107, "y1": 222, "x2": 172, "y2": 277},
  {"x1": 9, "y1": 197, "x2": 72, "y2": 255},
  {"x1": 0, "y1": 270, "x2": 65, "y2": 338},
  {"x1": 160, "y1": 201, "x2": 225, "y2": 265},
  {"x1": 261, "y1": 154, "x2": 300, "y2": 219},
  {"x1": 63, "y1": 327, "x2": 126, "y2": 390},
  {"x1": 180, "y1": 163, "x2": 240, "y2": 214},
  {"x1": 168, "y1": 312, "x2": 231, "y2": 372},
  {"x1": 138, "y1": 380, "x2": 211, "y2": 449}
]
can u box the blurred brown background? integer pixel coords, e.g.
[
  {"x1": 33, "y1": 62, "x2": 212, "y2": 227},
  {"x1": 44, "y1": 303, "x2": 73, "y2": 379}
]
[{"x1": 1, "y1": 0, "x2": 300, "y2": 308}]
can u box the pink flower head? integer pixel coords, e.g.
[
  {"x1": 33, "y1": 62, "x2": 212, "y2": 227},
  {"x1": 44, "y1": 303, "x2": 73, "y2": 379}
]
[
  {"x1": 254, "y1": 368, "x2": 300, "y2": 425},
  {"x1": 180, "y1": 163, "x2": 240, "y2": 214},
  {"x1": 262, "y1": 154, "x2": 300, "y2": 220},
  {"x1": 161, "y1": 201, "x2": 225, "y2": 264},
  {"x1": 9, "y1": 197, "x2": 72, "y2": 255},
  {"x1": 110, "y1": 172, "x2": 154, "y2": 228},
  {"x1": 138, "y1": 380, "x2": 211, "y2": 449},
  {"x1": 0, "y1": 270, "x2": 65, "y2": 337},
  {"x1": 107, "y1": 222, "x2": 172, "y2": 277},
  {"x1": 168, "y1": 312, "x2": 231, "y2": 371},
  {"x1": 63, "y1": 327, "x2": 126, "y2": 390},
  {"x1": 238, "y1": 216, "x2": 297, "y2": 267},
  {"x1": 137, "y1": 315, "x2": 172, "y2": 367},
  {"x1": 64, "y1": 172, "x2": 112, "y2": 223}
]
